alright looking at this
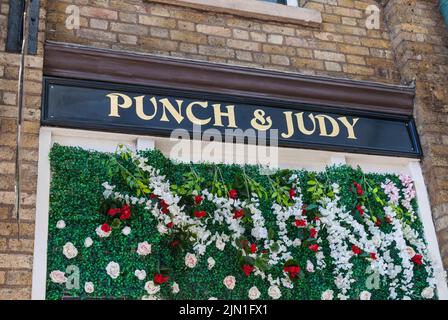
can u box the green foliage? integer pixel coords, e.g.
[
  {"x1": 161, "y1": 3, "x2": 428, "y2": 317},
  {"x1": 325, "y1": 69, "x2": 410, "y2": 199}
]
[{"x1": 46, "y1": 144, "x2": 433, "y2": 300}]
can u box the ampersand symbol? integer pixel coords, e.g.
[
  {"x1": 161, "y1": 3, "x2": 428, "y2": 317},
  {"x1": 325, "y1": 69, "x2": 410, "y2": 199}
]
[{"x1": 251, "y1": 109, "x2": 272, "y2": 131}]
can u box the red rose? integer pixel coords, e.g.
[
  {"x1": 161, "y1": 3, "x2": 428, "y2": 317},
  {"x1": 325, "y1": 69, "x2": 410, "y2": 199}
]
[
  {"x1": 167, "y1": 222, "x2": 174, "y2": 228},
  {"x1": 161, "y1": 207, "x2": 169, "y2": 214},
  {"x1": 370, "y1": 252, "x2": 377, "y2": 260},
  {"x1": 171, "y1": 240, "x2": 179, "y2": 247},
  {"x1": 233, "y1": 209, "x2": 245, "y2": 219},
  {"x1": 295, "y1": 219, "x2": 307, "y2": 227},
  {"x1": 352, "y1": 245, "x2": 362, "y2": 255},
  {"x1": 149, "y1": 193, "x2": 158, "y2": 199},
  {"x1": 153, "y1": 274, "x2": 169, "y2": 285},
  {"x1": 353, "y1": 182, "x2": 363, "y2": 196},
  {"x1": 289, "y1": 188, "x2": 296, "y2": 198},
  {"x1": 228, "y1": 189, "x2": 238, "y2": 199},
  {"x1": 356, "y1": 204, "x2": 364, "y2": 216},
  {"x1": 309, "y1": 228, "x2": 317, "y2": 238},
  {"x1": 242, "y1": 264, "x2": 254, "y2": 277},
  {"x1": 309, "y1": 244, "x2": 319, "y2": 252},
  {"x1": 160, "y1": 200, "x2": 169, "y2": 208},
  {"x1": 101, "y1": 223, "x2": 111, "y2": 233},
  {"x1": 412, "y1": 254, "x2": 423, "y2": 265},
  {"x1": 314, "y1": 216, "x2": 320, "y2": 221},
  {"x1": 194, "y1": 210, "x2": 206, "y2": 219},
  {"x1": 250, "y1": 243, "x2": 257, "y2": 254},
  {"x1": 284, "y1": 265, "x2": 300, "y2": 278},
  {"x1": 375, "y1": 219, "x2": 382, "y2": 227},
  {"x1": 107, "y1": 207, "x2": 121, "y2": 216},
  {"x1": 119, "y1": 204, "x2": 131, "y2": 220},
  {"x1": 261, "y1": 249, "x2": 268, "y2": 254},
  {"x1": 194, "y1": 195, "x2": 203, "y2": 204}
]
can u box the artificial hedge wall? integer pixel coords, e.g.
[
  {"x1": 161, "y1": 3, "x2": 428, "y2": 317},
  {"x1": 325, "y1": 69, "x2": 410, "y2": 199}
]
[{"x1": 46, "y1": 144, "x2": 436, "y2": 300}]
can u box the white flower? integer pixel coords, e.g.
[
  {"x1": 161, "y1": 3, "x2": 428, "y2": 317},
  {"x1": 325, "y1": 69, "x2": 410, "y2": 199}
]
[
  {"x1": 134, "y1": 269, "x2": 147, "y2": 281},
  {"x1": 268, "y1": 285, "x2": 281, "y2": 300},
  {"x1": 172, "y1": 282, "x2": 180, "y2": 294},
  {"x1": 157, "y1": 223, "x2": 168, "y2": 235},
  {"x1": 223, "y1": 276, "x2": 236, "y2": 290},
  {"x1": 306, "y1": 260, "x2": 315, "y2": 273},
  {"x1": 96, "y1": 225, "x2": 111, "y2": 238},
  {"x1": 145, "y1": 281, "x2": 161, "y2": 295},
  {"x1": 185, "y1": 253, "x2": 197, "y2": 268},
  {"x1": 248, "y1": 286, "x2": 261, "y2": 300},
  {"x1": 321, "y1": 289, "x2": 334, "y2": 300},
  {"x1": 360, "y1": 291, "x2": 371, "y2": 300},
  {"x1": 84, "y1": 282, "x2": 94, "y2": 294},
  {"x1": 49, "y1": 270, "x2": 67, "y2": 284},
  {"x1": 216, "y1": 237, "x2": 226, "y2": 251},
  {"x1": 208, "y1": 297, "x2": 218, "y2": 300},
  {"x1": 421, "y1": 287, "x2": 434, "y2": 299},
  {"x1": 62, "y1": 242, "x2": 78, "y2": 259},
  {"x1": 142, "y1": 295, "x2": 159, "y2": 300},
  {"x1": 405, "y1": 246, "x2": 416, "y2": 258},
  {"x1": 137, "y1": 241, "x2": 152, "y2": 256},
  {"x1": 122, "y1": 226, "x2": 131, "y2": 236},
  {"x1": 84, "y1": 237, "x2": 93, "y2": 248},
  {"x1": 106, "y1": 261, "x2": 120, "y2": 279},
  {"x1": 292, "y1": 238, "x2": 302, "y2": 247},
  {"x1": 207, "y1": 257, "x2": 216, "y2": 270},
  {"x1": 56, "y1": 220, "x2": 66, "y2": 229}
]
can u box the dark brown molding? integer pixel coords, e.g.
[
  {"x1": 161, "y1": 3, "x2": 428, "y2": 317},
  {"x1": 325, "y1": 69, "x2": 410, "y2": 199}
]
[{"x1": 43, "y1": 41, "x2": 415, "y2": 117}]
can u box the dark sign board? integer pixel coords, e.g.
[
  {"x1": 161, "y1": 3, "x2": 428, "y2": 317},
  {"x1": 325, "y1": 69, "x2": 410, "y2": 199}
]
[{"x1": 42, "y1": 77, "x2": 421, "y2": 158}]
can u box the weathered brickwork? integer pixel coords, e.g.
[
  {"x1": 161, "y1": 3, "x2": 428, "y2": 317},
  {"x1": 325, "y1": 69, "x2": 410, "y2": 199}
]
[
  {"x1": 0, "y1": 0, "x2": 447, "y2": 299},
  {"x1": 0, "y1": 0, "x2": 46, "y2": 299},
  {"x1": 385, "y1": 0, "x2": 448, "y2": 268},
  {"x1": 45, "y1": 0, "x2": 401, "y2": 83}
]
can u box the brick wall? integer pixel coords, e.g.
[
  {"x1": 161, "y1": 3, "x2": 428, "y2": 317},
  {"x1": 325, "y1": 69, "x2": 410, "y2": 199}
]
[
  {"x1": 0, "y1": 0, "x2": 447, "y2": 299},
  {"x1": 46, "y1": 0, "x2": 400, "y2": 83},
  {"x1": 385, "y1": 0, "x2": 448, "y2": 268},
  {"x1": 0, "y1": 0, "x2": 46, "y2": 299}
]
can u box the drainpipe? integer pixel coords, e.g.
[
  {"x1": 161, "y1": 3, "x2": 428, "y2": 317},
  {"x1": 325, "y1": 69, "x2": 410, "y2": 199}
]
[{"x1": 440, "y1": 0, "x2": 448, "y2": 27}]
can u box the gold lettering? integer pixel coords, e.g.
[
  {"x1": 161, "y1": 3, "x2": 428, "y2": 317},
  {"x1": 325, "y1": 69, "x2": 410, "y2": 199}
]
[
  {"x1": 281, "y1": 111, "x2": 294, "y2": 138},
  {"x1": 212, "y1": 104, "x2": 237, "y2": 128},
  {"x1": 135, "y1": 96, "x2": 157, "y2": 120},
  {"x1": 338, "y1": 117, "x2": 359, "y2": 139},
  {"x1": 251, "y1": 109, "x2": 272, "y2": 131},
  {"x1": 315, "y1": 114, "x2": 340, "y2": 137},
  {"x1": 106, "y1": 93, "x2": 132, "y2": 117},
  {"x1": 296, "y1": 112, "x2": 317, "y2": 135},
  {"x1": 186, "y1": 101, "x2": 211, "y2": 125},
  {"x1": 159, "y1": 98, "x2": 184, "y2": 124}
]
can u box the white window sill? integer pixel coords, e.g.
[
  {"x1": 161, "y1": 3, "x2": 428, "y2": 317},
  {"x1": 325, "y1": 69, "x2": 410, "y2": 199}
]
[{"x1": 145, "y1": 0, "x2": 322, "y2": 27}]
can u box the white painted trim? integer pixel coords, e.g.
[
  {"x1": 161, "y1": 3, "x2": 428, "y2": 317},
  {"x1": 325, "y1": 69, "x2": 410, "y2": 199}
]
[
  {"x1": 286, "y1": 0, "x2": 299, "y2": 6},
  {"x1": 31, "y1": 128, "x2": 52, "y2": 300},
  {"x1": 31, "y1": 126, "x2": 447, "y2": 299},
  {"x1": 408, "y1": 161, "x2": 448, "y2": 300}
]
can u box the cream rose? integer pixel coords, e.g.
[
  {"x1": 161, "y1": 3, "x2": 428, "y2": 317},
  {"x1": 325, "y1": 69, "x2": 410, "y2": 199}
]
[
  {"x1": 144, "y1": 280, "x2": 161, "y2": 295},
  {"x1": 106, "y1": 261, "x2": 120, "y2": 279},
  {"x1": 405, "y1": 246, "x2": 416, "y2": 258},
  {"x1": 134, "y1": 269, "x2": 147, "y2": 281},
  {"x1": 268, "y1": 285, "x2": 281, "y2": 300},
  {"x1": 137, "y1": 241, "x2": 152, "y2": 256},
  {"x1": 84, "y1": 282, "x2": 94, "y2": 294},
  {"x1": 216, "y1": 238, "x2": 226, "y2": 251},
  {"x1": 360, "y1": 291, "x2": 371, "y2": 300},
  {"x1": 50, "y1": 270, "x2": 67, "y2": 284},
  {"x1": 421, "y1": 287, "x2": 434, "y2": 299},
  {"x1": 157, "y1": 224, "x2": 168, "y2": 235},
  {"x1": 56, "y1": 220, "x2": 66, "y2": 229},
  {"x1": 62, "y1": 242, "x2": 78, "y2": 259},
  {"x1": 207, "y1": 257, "x2": 216, "y2": 270},
  {"x1": 223, "y1": 276, "x2": 236, "y2": 290},
  {"x1": 321, "y1": 289, "x2": 334, "y2": 300},
  {"x1": 122, "y1": 226, "x2": 131, "y2": 236},
  {"x1": 185, "y1": 253, "x2": 197, "y2": 268},
  {"x1": 208, "y1": 297, "x2": 218, "y2": 300},
  {"x1": 84, "y1": 237, "x2": 93, "y2": 248},
  {"x1": 306, "y1": 260, "x2": 315, "y2": 273},
  {"x1": 248, "y1": 286, "x2": 261, "y2": 300},
  {"x1": 172, "y1": 282, "x2": 180, "y2": 294}
]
